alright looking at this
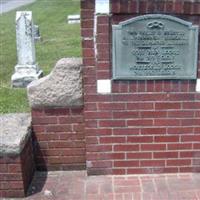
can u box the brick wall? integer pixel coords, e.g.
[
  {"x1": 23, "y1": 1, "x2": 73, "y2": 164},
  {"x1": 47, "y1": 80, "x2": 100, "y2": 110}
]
[
  {"x1": 0, "y1": 138, "x2": 35, "y2": 198},
  {"x1": 81, "y1": 0, "x2": 200, "y2": 175},
  {"x1": 32, "y1": 107, "x2": 86, "y2": 171}
]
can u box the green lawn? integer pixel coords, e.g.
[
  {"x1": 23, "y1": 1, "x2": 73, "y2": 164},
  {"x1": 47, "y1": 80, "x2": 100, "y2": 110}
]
[{"x1": 0, "y1": 0, "x2": 81, "y2": 113}]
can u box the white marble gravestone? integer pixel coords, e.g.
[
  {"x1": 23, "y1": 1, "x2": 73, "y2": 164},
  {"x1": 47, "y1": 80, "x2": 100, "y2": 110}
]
[{"x1": 11, "y1": 11, "x2": 43, "y2": 87}]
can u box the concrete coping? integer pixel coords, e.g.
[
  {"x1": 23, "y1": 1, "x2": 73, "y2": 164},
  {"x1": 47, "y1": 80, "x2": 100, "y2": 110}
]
[{"x1": 0, "y1": 113, "x2": 31, "y2": 156}]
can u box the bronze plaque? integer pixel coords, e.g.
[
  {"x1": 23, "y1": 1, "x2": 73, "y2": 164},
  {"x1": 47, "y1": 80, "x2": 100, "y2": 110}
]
[{"x1": 112, "y1": 14, "x2": 199, "y2": 80}]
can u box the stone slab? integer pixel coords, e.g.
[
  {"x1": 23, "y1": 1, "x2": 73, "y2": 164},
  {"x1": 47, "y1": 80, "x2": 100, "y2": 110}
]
[
  {"x1": 0, "y1": 113, "x2": 31, "y2": 156},
  {"x1": 27, "y1": 58, "x2": 83, "y2": 108}
]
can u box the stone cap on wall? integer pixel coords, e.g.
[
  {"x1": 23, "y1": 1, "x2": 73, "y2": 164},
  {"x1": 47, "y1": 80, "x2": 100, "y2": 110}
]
[
  {"x1": 27, "y1": 58, "x2": 83, "y2": 108},
  {"x1": 0, "y1": 113, "x2": 31, "y2": 156}
]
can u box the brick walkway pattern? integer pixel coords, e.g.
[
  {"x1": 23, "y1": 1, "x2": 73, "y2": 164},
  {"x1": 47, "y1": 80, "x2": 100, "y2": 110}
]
[{"x1": 7, "y1": 171, "x2": 200, "y2": 200}]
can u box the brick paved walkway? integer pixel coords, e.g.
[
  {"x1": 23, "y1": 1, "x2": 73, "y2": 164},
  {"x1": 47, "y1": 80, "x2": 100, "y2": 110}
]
[{"x1": 15, "y1": 171, "x2": 200, "y2": 200}]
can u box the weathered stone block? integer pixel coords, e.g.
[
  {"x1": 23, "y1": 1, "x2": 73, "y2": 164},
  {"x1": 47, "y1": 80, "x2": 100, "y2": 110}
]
[
  {"x1": 0, "y1": 113, "x2": 31, "y2": 156},
  {"x1": 27, "y1": 58, "x2": 83, "y2": 108}
]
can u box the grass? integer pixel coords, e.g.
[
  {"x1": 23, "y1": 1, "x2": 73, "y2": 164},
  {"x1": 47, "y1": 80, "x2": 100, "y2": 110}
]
[{"x1": 0, "y1": 0, "x2": 81, "y2": 113}]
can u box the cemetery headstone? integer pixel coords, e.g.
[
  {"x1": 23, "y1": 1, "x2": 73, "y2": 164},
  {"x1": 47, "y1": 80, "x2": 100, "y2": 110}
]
[
  {"x1": 68, "y1": 15, "x2": 80, "y2": 24},
  {"x1": 11, "y1": 11, "x2": 43, "y2": 88}
]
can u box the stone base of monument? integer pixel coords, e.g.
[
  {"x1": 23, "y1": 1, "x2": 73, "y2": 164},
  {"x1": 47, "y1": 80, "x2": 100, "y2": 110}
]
[
  {"x1": 0, "y1": 114, "x2": 35, "y2": 198},
  {"x1": 11, "y1": 64, "x2": 43, "y2": 88}
]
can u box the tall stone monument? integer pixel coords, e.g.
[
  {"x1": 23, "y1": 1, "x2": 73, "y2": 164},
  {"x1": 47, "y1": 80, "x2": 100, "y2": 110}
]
[{"x1": 11, "y1": 11, "x2": 43, "y2": 87}]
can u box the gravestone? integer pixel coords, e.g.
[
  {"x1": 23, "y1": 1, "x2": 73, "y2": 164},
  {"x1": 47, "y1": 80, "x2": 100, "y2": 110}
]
[
  {"x1": 68, "y1": 15, "x2": 80, "y2": 24},
  {"x1": 33, "y1": 24, "x2": 41, "y2": 41},
  {"x1": 112, "y1": 14, "x2": 199, "y2": 80},
  {"x1": 11, "y1": 11, "x2": 43, "y2": 88}
]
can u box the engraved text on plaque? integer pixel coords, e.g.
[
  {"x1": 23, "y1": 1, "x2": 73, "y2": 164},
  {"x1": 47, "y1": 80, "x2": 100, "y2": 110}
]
[{"x1": 112, "y1": 15, "x2": 199, "y2": 80}]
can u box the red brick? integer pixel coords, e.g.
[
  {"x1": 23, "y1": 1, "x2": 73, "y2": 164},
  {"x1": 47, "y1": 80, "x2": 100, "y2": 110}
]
[
  {"x1": 165, "y1": 1, "x2": 173, "y2": 12},
  {"x1": 87, "y1": 153, "x2": 125, "y2": 160},
  {"x1": 81, "y1": 10, "x2": 94, "y2": 20},
  {"x1": 140, "y1": 111, "x2": 167, "y2": 118},
  {"x1": 174, "y1": 1, "x2": 183, "y2": 13},
  {"x1": 157, "y1": 1, "x2": 165, "y2": 12},
  {"x1": 155, "y1": 102, "x2": 181, "y2": 110},
  {"x1": 59, "y1": 116, "x2": 83, "y2": 124},
  {"x1": 83, "y1": 48, "x2": 95, "y2": 58},
  {"x1": 100, "y1": 137, "x2": 125, "y2": 144},
  {"x1": 32, "y1": 125, "x2": 45, "y2": 133},
  {"x1": 167, "y1": 159, "x2": 191, "y2": 166},
  {"x1": 127, "y1": 136, "x2": 153, "y2": 143},
  {"x1": 141, "y1": 144, "x2": 166, "y2": 151},
  {"x1": 181, "y1": 119, "x2": 200, "y2": 126},
  {"x1": 97, "y1": 16, "x2": 110, "y2": 24},
  {"x1": 127, "y1": 103, "x2": 154, "y2": 110},
  {"x1": 87, "y1": 145, "x2": 112, "y2": 152},
  {"x1": 44, "y1": 108, "x2": 70, "y2": 116},
  {"x1": 48, "y1": 141, "x2": 85, "y2": 148},
  {"x1": 0, "y1": 164, "x2": 7, "y2": 173},
  {"x1": 154, "y1": 119, "x2": 180, "y2": 126},
  {"x1": 141, "y1": 128, "x2": 166, "y2": 135},
  {"x1": 180, "y1": 151, "x2": 200, "y2": 158},
  {"x1": 91, "y1": 161, "x2": 112, "y2": 168},
  {"x1": 127, "y1": 119, "x2": 153, "y2": 127},
  {"x1": 113, "y1": 111, "x2": 139, "y2": 118},
  {"x1": 194, "y1": 143, "x2": 200, "y2": 150},
  {"x1": 98, "y1": 103, "x2": 125, "y2": 111},
  {"x1": 140, "y1": 160, "x2": 165, "y2": 167},
  {"x1": 182, "y1": 102, "x2": 200, "y2": 109},
  {"x1": 167, "y1": 127, "x2": 193, "y2": 135},
  {"x1": 112, "y1": 169, "x2": 126, "y2": 175},
  {"x1": 139, "y1": 0, "x2": 148, "y2": 13},
  {"x1": 193, "y1": 2, "x2": 200, "y2": 14},
  {"x1": 168, "y1": 93, "x2": 195, "y2": 101},
  {"x1": 167, "y1": 143, "x2": 192, "y2": 150},
  {"x1": 127, "y1": 152, "x2": 152, "y2": 159},
  {"x1": 31, "y1": 109, "x2": 44, "y2": 117},
  {"x1": 32, "y1": 117, "x2": 58, "y2": 125},
  {"x1": 86, "y1": 137, "x2": 98, "y2": 144},
  {"x1": 96, "y1": 34, "x2": 110, "y2": 43},
  {"x1": 184, "y1": 2, "x2": 193, "y2": 14},
  {"x1": 137, "y1": 80, "x2": 146, "y2": 92},
  {"x1": 146, "y1": 80, "x2": 155, "y2": 92},
  {"x1": 154, "y1": 152, "x2": 178, "y2": 159},
  {"x1": 96, "y1": 71, "x2": 111, "y2": 79},
  {"x1": 111, "y1": 0, "x2": 120, "y2": 13},
  {"x1": 35, "y1": 133, "x2": 59, "y2": 141},
  {"x1": 86, "y1": 128, "x2": 112, "y2": 136},
  {"x1": 154, "y1": 136, "x2": 179, "y2": 143},
  {"x1": 167, "y1": 111, "x2": 194, "y2": 118},
  {"x1": 114, "y1": 161, "x2": 139, "y2": 167},
  {"x1": 113, "y1": 128, "x2": 139, "y2": 135},
  {"x1": 7, "y1": 164, "x2": 22, "y2": 173},
  {"x1": 99, "y1": 120, "x2": 126, "y2": 128},
  {"x1": 81, "y1": 28, "x2": 93, "y2": 37},
  {"x1": 114, "y1": 145, "x2": 139, "y2": 152},
  {"x1": 85, "y1": 120, "x2": 97, "y2": 128},
  {"x1": 81, "y1": 0, "x2": 94, "y2": 10},
  {"x1": 73, "y1": 124, "x2": 84, "y2": 132},
  {"x1": 119, "y1": 0, "x2": 128, "y2": 13},
  {"x1": 181, "y1": 135, "x2": 200, "y2": 142},
  {"x1": 96, "y1": 61, "x2": 110, "y2": 70},
  {"x1": 81, "y1": 19, "x2": 94, "y2": 28},
  {"x1": 83, "y1": 58, "x2": 95, "y2": 66},
  {"x1": 129, "y1": 82, "x2": 137, "y2": 92},
  {"x1": 46, "y1": 125, "x2": 72, "y2": 132},
  {"x1": 97, "y1": 24, "x2": 110, "y2": 34}
]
